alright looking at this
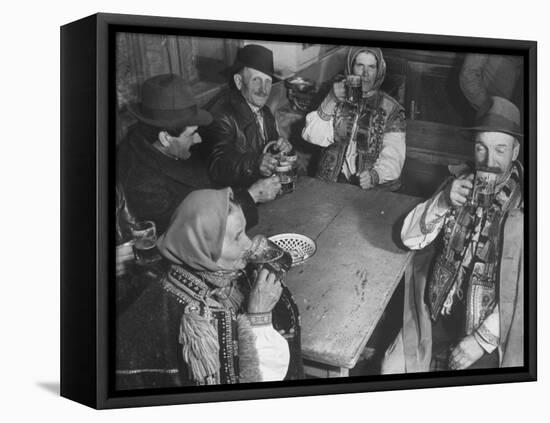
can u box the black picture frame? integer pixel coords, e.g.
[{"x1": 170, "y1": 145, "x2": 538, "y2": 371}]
[{"x1": 60, "y1": 12, "x2": 537, "y2": 409}]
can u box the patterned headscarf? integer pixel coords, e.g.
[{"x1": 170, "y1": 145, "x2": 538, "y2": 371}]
[
  {"x1": 345, "y1": 47, "x2": 387, "y2": 94},
  {"x1": 157, "y1": 188, "x2": 232, "y2": 272}
]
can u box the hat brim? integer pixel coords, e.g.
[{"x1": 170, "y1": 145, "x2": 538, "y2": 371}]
[
  {"x1": 127, "y1": 103, "x2": 213, "y2": 128},
  {"x1": 221, "y1": 62, "x2": 281, "y2": 83},
  {"x1": 461, "y1": 125, "x2": 523, "y2": 140}
]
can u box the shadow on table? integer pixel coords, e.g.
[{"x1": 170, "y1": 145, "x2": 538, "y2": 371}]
[{"x1": 347, "y1": 194, "x2": 413, "y2": 252}]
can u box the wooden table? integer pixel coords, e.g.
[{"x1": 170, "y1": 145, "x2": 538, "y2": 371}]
[{"x1": 250, "y1": 177, "x2": 422, "y2": 377}]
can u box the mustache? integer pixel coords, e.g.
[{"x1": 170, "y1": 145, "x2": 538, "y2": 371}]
[{"x1": 253, "y1": 91, "x2": 268, "y2": 97}]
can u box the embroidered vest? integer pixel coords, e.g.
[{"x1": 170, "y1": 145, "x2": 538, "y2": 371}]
[
  {"x1": 162, "y1": 264, "x2": 243, "y2": 385},
  {"x1": 161, "y1": 264, "x2": 303, "y2": 385},
  {"x1": 316, "y1": 91, "x2": 405, "y2": 185},
  {"x1": 428, "y1": 164, "x2": 523, "y2": 335}
]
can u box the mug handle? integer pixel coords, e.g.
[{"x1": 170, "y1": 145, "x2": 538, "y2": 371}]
[{"x1": 262, "y1": 140, "x2": 279, "y2": 155}]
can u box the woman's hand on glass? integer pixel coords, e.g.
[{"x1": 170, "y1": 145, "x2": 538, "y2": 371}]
[{"x1": 248, "y1": 268, "x2": 283, "y2": 314}]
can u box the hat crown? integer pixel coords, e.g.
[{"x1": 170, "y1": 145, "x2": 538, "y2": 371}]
[
  {"x1": 483, "y1": 96, "x2": 520, "y2": 126},
  {"x1": 234, "y1": 44, "x2": 275, "y2": 78},
  {"x1": 127, "y1": 74, "x2": 212, "y2": 128},
  {"x1": 141, "y1": 74, "x2": 196, "y2": 111},
  {"x1": 468, "y1": 96, "x2": 523, "y2": 139}
]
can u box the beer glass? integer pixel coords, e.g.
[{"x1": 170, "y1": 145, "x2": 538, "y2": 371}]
[
  {"x1": 276, "y1": 163, "x2": 295, "y2": 194},
  {"x1": 345, "y1": 75, "x2": 362, "y2": 104},
  {"x1": 471, "y1": 167, "x2": 500, "y2": 208},
  {"x1": 130, "y1": 221, "x2": 160, "y2": 266}
]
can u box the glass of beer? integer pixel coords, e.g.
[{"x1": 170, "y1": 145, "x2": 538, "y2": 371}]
[
  {"x1": 276, "y1": 163, "x2": 295, "y2": 194},
  {"x1": 345, "y1": 75, "x2": 362, "y2": 104},
  {"x1": 471, "y1": 167, "x2": 500, "y2": 208},
  {"x1": 130, "y1": 221, "x2": 160, "y2": 266}
]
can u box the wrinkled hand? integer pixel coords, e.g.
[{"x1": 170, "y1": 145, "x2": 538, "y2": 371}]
[
  {"x1": 248, "y1": 268, "x2": 283, "y2": 314},
  {"x1": 448, "y1": 335, "x2": 485, "y2": 370},
  {"x1": 358, "y1": 171, "x2": 374, "y2": 190},
  {"x1": 444, "y1": 174, "x2": 474, "y2": 207},
  {"x1": 116, "y1": 242, "x2": 135, "y2": 277},
  {"x1": 248, "y1": 176, "x2": 281, "y2": 203},
  {"x1": 332, "y1": 80, "x2": 346, "y2": 102},
  {"x1": 259, "y1": 153, "x2": 278, "y2": 177}
]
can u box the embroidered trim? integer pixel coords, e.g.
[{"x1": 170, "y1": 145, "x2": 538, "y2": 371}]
[
  {"x1": 196, "y1": 269, "x2": 242, "y2": 288},
  {"x1": 168, "y1": 265, "x2": 210, "y2": 300},
  {"x1": 215, "y1": 309, "x2": 238, "y2": 384},
  {"x1": 317, "y1": 92, "x2": 338, "y2": 121},
  {"x1": 475, "y1": 324, "x2": 499, "y2": 347},
  {"x1": 247, "y1": 312, "x2": 272, "y2": 326},
  {"x1": 317, "y1": 108, "x2": 333, "y2": 121}
]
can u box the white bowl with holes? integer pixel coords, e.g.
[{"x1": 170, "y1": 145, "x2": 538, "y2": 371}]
[{"x1": 268, "y1": 233, "x2": 316, "y2": 267}]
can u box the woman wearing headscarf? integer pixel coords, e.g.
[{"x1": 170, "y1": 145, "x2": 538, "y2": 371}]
[
  {"x1": 302, "y1": 47, "x2": 406, "y2": 191},
  {"x1": 116, "y1": 188, "x2": 302, "y2": 389}
]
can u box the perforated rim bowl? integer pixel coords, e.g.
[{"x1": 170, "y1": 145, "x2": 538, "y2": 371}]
[{"x1": 268, "y1": 233, "x2": 316, "y2": 266}]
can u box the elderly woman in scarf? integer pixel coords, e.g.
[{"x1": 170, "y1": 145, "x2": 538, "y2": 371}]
[
  {"x1": 116, "y1": 188, "x2": 302, "y2": 389},
  {"x1": 302, "y1": 47, "x2": 406, "y2": 191}
]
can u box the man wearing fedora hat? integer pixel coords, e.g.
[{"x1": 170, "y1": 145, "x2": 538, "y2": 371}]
[
  {"x1": 118, "y1": 73, "x2": 267, "y2": 235},
  {"x1": 382, "y1": 96, "x2": 524, "y2": 373},
  {"x1": 200, "y1": 44, "x2": 291, "y2": 193}
]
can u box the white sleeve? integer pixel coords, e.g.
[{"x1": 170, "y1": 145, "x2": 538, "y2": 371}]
[
  {"x1": 401, "y1": 191, "x2": 450, "y2": 250},
  {"x1": 373, "y1": 132, "x2": 406, "y2": 183},
  {"x1": 302, "y1": 110, "x2": 335, "y2": 147},
  {"x1": 251, "y1": 325, "x2": 290, "y2": 381},
  {"x1": 474, "y1": 305, "x2": 500, "y2": 353},
  {"x1": 301, "y1": 93, "x2": 338, "y2": 148}
]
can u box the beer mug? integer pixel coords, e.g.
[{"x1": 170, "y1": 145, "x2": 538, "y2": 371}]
[
  {"x1": 245, "y1": 235, "x2": 291, "y2": 276},
  {"x1": 471, "y1": 167, "x2": 500, "y2": 208},
  {"x1": 130, "y1": 221, "x2": 160, "y2": 266},
  {"x1": 275, "y1": 163, "x2": 295, "y2": 194},
  {"x1": 345, "y1": 75, "x2": 362, "y2": 103}
]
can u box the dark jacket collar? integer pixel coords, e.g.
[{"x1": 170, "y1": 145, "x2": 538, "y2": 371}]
[
  {"x1": 225, "y1": 89, "x2": 270, "y2": 129},
  {"x1": 123, "y1": 125, "x2": 210, "y2": 188}
]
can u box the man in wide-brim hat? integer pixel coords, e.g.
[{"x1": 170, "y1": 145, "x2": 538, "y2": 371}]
[
  {"x1": 199, "y1": 44, "x2": 291, "y2": 198},
  {"x1": 117, "y1": 73, "x2": 260, "y2": 237},
  {"x1": 382, "y1": 96, "x2": 525, "y2": 373}
]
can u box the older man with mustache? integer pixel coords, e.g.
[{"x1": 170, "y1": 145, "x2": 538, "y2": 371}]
[
  {"x1": 382, "y1": 97, "x2": 525, "y2": 373},
  {"x1": 200, "y1": 44, "x2": 291, "y2": 202}
]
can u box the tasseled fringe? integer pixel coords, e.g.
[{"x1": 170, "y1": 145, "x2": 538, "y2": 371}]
[
  {"x1": 178, "y1": 312, "x2": 220, "y2": 384},
  {"x1": 441, "y1": 283, "x2": 456, "y2": 316},
  {"x1": 237, "y1": 314, "x2": 262, "y2": 383},
  {"x1": 441, "y1": 267, "x2": 465, "y2": 316}
]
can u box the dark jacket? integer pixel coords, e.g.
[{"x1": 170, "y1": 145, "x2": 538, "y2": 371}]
[
  {"x1": 117, "y1": 124, "x2": 258, "y2": 234},
  {"x1": 200, "y1": 90, "x2": 279, "y2": 187}
]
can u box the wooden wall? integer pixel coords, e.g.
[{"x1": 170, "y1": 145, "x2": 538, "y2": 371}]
[{"x1": 115, "y1": 33, "x2": 241, "y2": 142}]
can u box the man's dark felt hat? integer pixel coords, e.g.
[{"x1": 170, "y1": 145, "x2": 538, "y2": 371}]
[
  {"x1": 128, "y1": 74, "x2": 213, "y2": 129},
  {"x1": 463, "y1": 96, "x2": 523, "y2": 139},
  {"x1": 223, "y1": 44, "x2": 280, "y2": 82}
]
